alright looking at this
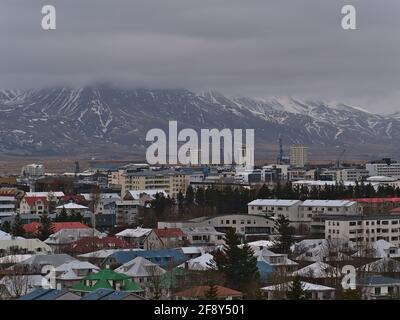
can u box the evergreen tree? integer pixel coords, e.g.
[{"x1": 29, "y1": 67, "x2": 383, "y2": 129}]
[
  {"x1": 257, "y1": 184, "x2": 270, "y2": 199},
  {"x1": 37, "y1": 214, "x2": 54, "y2": 241},
  {"x1": 55, "y1": 206, "x2": 68, "y2": 222},
  {"x1": 177, "y1": 191, "x2": 185, "y2": 215},
  {"x1": 11, "y1": 213, "x2": 25, "y2": 237},
  {"x1": 195, "y1": 188, "x2": 205, "y2": 206},
  {"x1": 1, "y1": 221, "x2": 11, "y2": 233},
  {"x1": 273, "y1": 215, "x2": 295, "y2": 254},
  {"x1": 214, "y1": 228, "x2": 259, "y2": 293},
  {"x1": 204, "y1": 281, "x2": 219, "y2": 300},
  {"x1": 287, "y1": 277, "x2": 308, "y2": 300},
  {"x1": 185, "y1": 186, "x2": 195, "y2": 206}
]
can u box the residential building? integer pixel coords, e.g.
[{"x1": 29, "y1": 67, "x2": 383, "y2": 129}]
[
  {"x1": 18, "y1": 288, "x2": 80, "y2": 300},
  {"x1": 0, "y1": 239, "x2": 52, "y2": 255},
  {"x1": 350, "y1": 198, "x2": 400, "y2": 214},
  {"x1": 325, "y1": 214, "x2": 400, "y2": 247},
  {"x1": 173, "y1": 285, "x2": 243, "y2": 300},
  {"x1": 261, "y1": 281, "x2": 335, "y2": 300},
  {"x1": 358, "y1": 276, "x2": 400, "y2": 300},
  {"x1": 144, "y1": 228, "x2": 185, "y2": 250},
  {"x1": 366, "y1": 159, "x2": 400, "y2": 179},
  {"x1": 21, "y1": 164, "x2": 44, "y2": 177},
  {"x1": 290, "y1": 146, "x2": 308, "y2": 168},
  {"x1": 71, "y1": 269, "x2": 144, "y2": 297},
  {"x1": 115, "y1": 227, "x2": 152, "y2": 248},
  {"x1": 158, "y1": 214, "x2": 274, "y2": 241},
  {"x1": 114, "y1": 256, "x2": 166, "y2": 286},
  {"x1": 181, "y1": 227, "x2": 225, "y2": 246},
  {"x1": 120, "y1": 170, "x2": 190, "y2": 199},
  {"x1": 80, "y1": 288, "x2": 145, "y2": 300},
  {"x1": 115, "y1": 200, "x2": 139, "y2": 226},
  {"x1": 0, "y1": 196, "x2": 16, "y2": 217},
  {"x1": 103, "y1": 249, "x2": 187, "y2": 269}
]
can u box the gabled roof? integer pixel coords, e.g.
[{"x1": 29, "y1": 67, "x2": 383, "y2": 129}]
[
  {"x1": 24, "y1": 196, "x2": 48, "y2": 207},
  {"x1": 18, "y1": 288, "x2": 79, "y2": 300},
  {"x1": 116, "y1": 227, "x2": 152, "y2": 238},
  {"x1": 23, "y1": 221, "x2": 89, "y2": 235},
  {"x1": 108, "y1": 249, "x2": 187, "y2": 266},
  {"x1": 177, "y1": 253, "x2": 216, "y2": 271},
  {"x1": 154, "y1": 228, "x2": 184, "y2": 238},
  {"x1": 71, "y1": 269, "x2": 143, "y2": 293},
  {"x1": 174, "y1": 285, "x2": 243, "y2": 299},
  {"x1": 292, "y1": 262, "x2": 339, "y2": 278},
  {"x1": 56, "y1": 203, "x2": 88, "y2": 210},
  {"x1": 262, "y1": 281, "x2": 335, "y2": 292},
  {"x1": 115, "y1": 256, "x2": 166, "y2": 277},
  {"x1": 80, "y1": 288, "x2": 145, "y2": 300},
  {"x1": 358, "y1": 275, "x2": 400, "y2": 286},
  {"x1": 66, "y1": 236, "x2": 134, "y2": 254}
]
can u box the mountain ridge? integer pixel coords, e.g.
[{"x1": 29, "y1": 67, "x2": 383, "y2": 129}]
[{"x1": 0, "y1": 86, "x2": 399, "y2": 160}]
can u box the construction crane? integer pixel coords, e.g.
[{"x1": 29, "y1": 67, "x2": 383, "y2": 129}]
[
  {"x1": 277, "y1": 136, "x2": 284, "y2": 165},
  {"x1": 335, "y1": 148, "x2": 346, "y2": 169}
]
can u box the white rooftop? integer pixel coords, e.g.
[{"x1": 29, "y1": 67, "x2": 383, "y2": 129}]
[
  {"x1": 261, "y1": 281, "x2": 335, "y2": 292},
  {"x1": 116, "y1": 227, "x2": 152, "y2": 238},
  {"x1": 177, "y1": 253, "x2": 216, "y2": 271},
  {"x1": 248, "y1": 199, "x2": 301, "y2": 206},
  {"x1": 56, "y1": 203, "x2": 88, "y2": 210},
  {"x1": 300, "y1": 200, "x2": 356, "y2": 207},
  {"x1": 292, "y1": 262, "x2": 339, "y2": 278},
  {"x1": 25, "y1": 192, "x2": 65, "y2": 198},
  {"x1": 115, "y1": 256, "x2": 166, "y2": 278}
]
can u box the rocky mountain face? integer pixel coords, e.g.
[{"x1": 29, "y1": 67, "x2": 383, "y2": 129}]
[{"x1": 0, "y1": 86, "x2": 399, "y2": 160}]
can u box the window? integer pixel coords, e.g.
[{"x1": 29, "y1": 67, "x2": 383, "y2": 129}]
[
  {"x1": 232, "y1": 220, "x2": 236, "y2": 225},
  {"x1": 349, "y1": 222, "x2": 356, "y2": 226},
  {"x1": 374, "y1": 287, "x2": 381, "y2": 296}
]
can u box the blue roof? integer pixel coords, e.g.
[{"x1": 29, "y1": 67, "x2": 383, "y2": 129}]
[
  {"x1": 18, "y1": 288, "x2": 53, "y2": 300},
  {"x1": 359, "y1": 275, "x2": 400, "y2": 286},
  {"x1": 81, "y1": 288, "x2": 115, "y2": 300},
  {"x1": 18, "y1": 288, "x2": 71, "y2": 300},
  {"x1": 81, "y1": 288, "x2": 142, "y2": 300},
  {"x1": 257, "y1": 261, "x2": 275, "y2": 280},
  {"x1": 107, "y1": 249, "x2": 187, "y2": 267}
]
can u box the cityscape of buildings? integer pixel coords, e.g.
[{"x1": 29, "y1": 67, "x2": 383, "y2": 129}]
[{"x1": 1, "y1": 144, "x2": 400, "y2": 300}]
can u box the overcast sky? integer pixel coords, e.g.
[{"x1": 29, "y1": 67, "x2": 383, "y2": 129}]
[{"x1": 1, "y1": 0, "x2": 399, "y2": 114}]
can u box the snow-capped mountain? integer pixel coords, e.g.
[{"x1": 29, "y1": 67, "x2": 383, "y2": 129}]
[{"x1": 0, "y1": 86, "x2": 399, "y2": 159}]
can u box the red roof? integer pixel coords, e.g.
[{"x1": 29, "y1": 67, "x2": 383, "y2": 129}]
[
  {"x1": 24, "y1": 196, "x2": 48, "y2": 207},
  {"x1": 154, "y1": 228, "x2": 184, "y2": 238},
  {"x1": 23, "y1": 221, "x2": 89, "y2": 235},
  {"x1": 390, "y1": 207, "x2": 400, "y2": 213},
  {"x1": 174, "y1": 285, "x2": 243, "y2": 299},
  {"x1": 349, "y1": 198, "x2": 400, "y2": 204},
  {"x1": 65, "y1": 236, "x2": 135, "y2": 254}
]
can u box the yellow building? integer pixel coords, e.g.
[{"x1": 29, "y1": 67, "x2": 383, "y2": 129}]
[{"x1": 121, "y1": 170, "x2": 190, "y2": 198}]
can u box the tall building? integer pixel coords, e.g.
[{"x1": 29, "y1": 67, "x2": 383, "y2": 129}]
[
  {"x1": 21, "y1": 164, "x2": 44, "y2": 177},
  {"x1": 289, "y1": 146, "x2": 308, "y2": 168}
]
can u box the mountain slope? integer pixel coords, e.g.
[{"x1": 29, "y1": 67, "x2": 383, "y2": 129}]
[{"x1": 0, "y1": 86, "x2": 398, "y2": 160}]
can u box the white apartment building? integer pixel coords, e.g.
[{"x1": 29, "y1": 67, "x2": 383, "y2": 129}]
[
  {"x1": 120, "y1": 170, "x2": 190, "y2": 199},
  {"x1": 338, "y1": 169, "x2": 370, "y2": 181},
  {"x1": 325, "y1": 214, "x2": 400, "y2": 247},
  {"x1": 0, "y1": 196, "x2": 16, "y2": 217},
  {"x1": 21, "y1": 164, "x2": 44, "y2": 177},
  {"x1": 290, "y1": 146, "x2": 308, "y2": 168},
  {"x1": 248, "y1": 199, "x2": 361, "y2": 233},
  {"x1": 366, "y1": 162, "x2": 400, "y2": 179}
]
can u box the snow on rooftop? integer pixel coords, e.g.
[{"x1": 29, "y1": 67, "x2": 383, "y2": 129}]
[
  {"x1": 248, "y1": 199, "x2": 301, "y2": 206},
  {"x1": 116, "y1": 228, "x2": 152, "y2": 238},
  {"x1": 261, "y1": 281, "x2": 334, "y2": 292},
  {"x1": 300, "y1": 200, "x2": 356, "y2": 207}
]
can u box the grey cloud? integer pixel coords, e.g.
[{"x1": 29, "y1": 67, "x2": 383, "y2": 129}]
[{"x1": 0, "y1": 0, "x2": 399, "y2": 113}]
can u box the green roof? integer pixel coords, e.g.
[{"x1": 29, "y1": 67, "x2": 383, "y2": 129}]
[
  {"x1": 71, "y1": 269, "x2": 143, "y2": 293},
  {"x1": 85, "y1": 269, "x2": 130, "y2": 281}
]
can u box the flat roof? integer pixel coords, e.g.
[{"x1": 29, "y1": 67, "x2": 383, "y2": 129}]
[{"x1": 325, "y1": 214, "x2": 400, "y2": 221}]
